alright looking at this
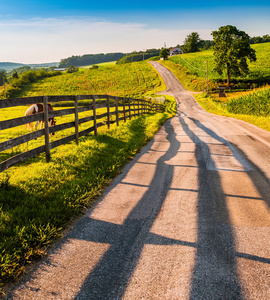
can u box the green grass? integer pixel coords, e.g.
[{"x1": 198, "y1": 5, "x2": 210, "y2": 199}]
[
  {"x1": 6, "y1": 61, "x2": 162, "y2": 99},
  {"x1": 169, "y1": 42, "x2": 270, "y2": 89},
  {"x1": 226, "y1": 86, "x2": 270, "y2": 116},
  {"x1": 194, "y1": 90, "x2": 270, "y2": 132},
  {"x1": 79, "y1": 61, "x2": 117, "y2": 68},
  {"x1": 0, "y1": 97, "x2": 176, "y2": 291}
]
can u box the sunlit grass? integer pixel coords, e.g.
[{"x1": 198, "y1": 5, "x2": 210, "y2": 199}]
[{"x1": 0, "y1": 97, "x2": 176, "y2": 289}]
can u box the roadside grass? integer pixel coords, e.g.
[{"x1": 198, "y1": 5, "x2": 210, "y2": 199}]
[
  {"x1": 157, "y1": 59, "x2": 270, "y2": 132},
  {"x1": 0, "y1": 97, "x2": 176, "y2": 291},
  {"x1": 194, "y1": 91, "x2": 270, "y2": 132}
]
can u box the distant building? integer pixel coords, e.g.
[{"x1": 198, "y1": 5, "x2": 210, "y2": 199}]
[
  {"x1": 53, "y1": 68, "x2": 67, "y2": 71},
  {"x1": 169, "y1": 48, "x2": 183, "y2": 56}
]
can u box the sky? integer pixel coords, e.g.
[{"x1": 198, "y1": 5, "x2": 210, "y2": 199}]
[{"x1": 0, "y1": 0, "x2": 270, "y2": 64}]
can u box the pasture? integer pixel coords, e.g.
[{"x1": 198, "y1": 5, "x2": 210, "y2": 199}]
[
  {"x1": 79, "y1": 61, "x2": 117, "y2": 68},
  {"x1": 10, "y1": 61, "x2": 164, "y2": 99},
  {"x1": 169, "y1": 42, "x2": 270, "y2": 90}
]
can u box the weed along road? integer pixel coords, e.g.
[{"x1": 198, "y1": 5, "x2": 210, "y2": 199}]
[{"x1": 9, "y1": 63, "x2": 270, "y2": 300}]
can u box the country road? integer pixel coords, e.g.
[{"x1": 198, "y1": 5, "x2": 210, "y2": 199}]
[{"x1": 8, "y1": 62, "x2": 270, "y2": 299}]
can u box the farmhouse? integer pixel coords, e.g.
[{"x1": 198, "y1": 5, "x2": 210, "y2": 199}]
[
  {"x1": 53, "y1": 68, "x2": 67, "y2": 71},
  {"x1": 169, "y1": 47, "x2": 183, "y2": 56}
]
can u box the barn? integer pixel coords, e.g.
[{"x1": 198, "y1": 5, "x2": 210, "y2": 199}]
[{"x1": 169, "y1": 47, "x2": 183, "y2": 56}]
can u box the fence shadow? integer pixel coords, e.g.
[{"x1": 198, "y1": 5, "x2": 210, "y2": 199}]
[
  {"x1": 177, "y1": 116, "x2": 244, "y2": 299},
  {"x1": 67, "y1": 118, "x2": 181, "y2": 299}
]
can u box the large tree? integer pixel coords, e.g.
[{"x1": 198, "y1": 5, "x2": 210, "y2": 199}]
[
  {"x1": 159, "y1": 48, "x2": 170, "y2": 60},
  {"x1": 212, "y1": 25, "x2": 256, "y2": 87},
  {"x1": 183, "y1": 32, "x2": 201, "y2": 53}
]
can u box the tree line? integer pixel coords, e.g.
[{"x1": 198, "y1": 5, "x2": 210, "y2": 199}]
[
  {"x1": 1, "y1": 69, "x2": 62, "y2": 98},
  {"x1": 59, "y1": 53, "x2": 126, "y2": 68}
]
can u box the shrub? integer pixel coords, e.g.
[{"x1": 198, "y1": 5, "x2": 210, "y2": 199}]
[{"x1": 67, "y1": 66, "x2": 78, "y2": 73}]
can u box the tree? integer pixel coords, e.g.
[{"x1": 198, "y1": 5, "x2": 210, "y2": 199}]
[
  {"x1": 159, "y1": 48, "x2": 169, "y2": 60},
  {"x1": 67, "y1": 66, "x2": 78, "y2": 73},
  {"x1": 183, "y1": 32, "x2": 201, "y2": 53},
  {"x1": 12, "y1": 71, "x2": 19, "y2": 79},
  {"x1": 212, "y1": 25, "x2": 256, "y2": 88}
]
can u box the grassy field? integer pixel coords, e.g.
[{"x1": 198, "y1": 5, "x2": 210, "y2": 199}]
[
  {"x1": 79, "y1": 61, "x2": 117, "y2": 68},
  {"x1": 169, "y1": 42, "x2": 270, "y2": 90},
  {"x1": 5, "y1": 61, "x2": 164, "y2": 99}
]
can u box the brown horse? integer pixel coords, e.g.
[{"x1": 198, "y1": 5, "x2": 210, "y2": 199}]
[{"x1": 24, "y1": 103, "x2": 56, "y2": 133}]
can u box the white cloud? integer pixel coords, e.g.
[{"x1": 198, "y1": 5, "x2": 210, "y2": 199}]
[{"x1": 0, "y1": 17, "x2": 212, "y2": 63}]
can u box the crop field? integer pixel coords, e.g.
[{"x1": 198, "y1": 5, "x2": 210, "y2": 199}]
[
  {"x1": 226, "y1": 86, "x2": 270, "y2": 116},
  {"x1": 169, "y1": 42, "x2": 270, "y2": 86},
  {"x1": 18, "y1": 61, "x2": 162, "y2": 99},
  {"x1": 79, "y1": 61, "x2": 117, "y2": 68}
]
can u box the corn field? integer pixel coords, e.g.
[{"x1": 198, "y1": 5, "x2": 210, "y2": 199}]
[{"x1": 226, "y1": 87, "x2": 270, "y2": 116}]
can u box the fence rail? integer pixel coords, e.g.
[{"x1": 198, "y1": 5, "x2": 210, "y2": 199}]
[{"x1": 0, "y1": 94, "x2": 164, "y2": 173}]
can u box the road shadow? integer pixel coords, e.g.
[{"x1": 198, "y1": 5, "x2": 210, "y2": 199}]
[
  {"x1": 71, "y1": 118, "x2": 181, "y2": 299},
  {"x1": 178, "y1": 116, "x2": 244, "y2": 299}
]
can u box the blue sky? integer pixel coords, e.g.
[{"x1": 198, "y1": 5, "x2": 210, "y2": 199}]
[{"x1": 1, "y1": 0, "x2": 269, "y2": 63}]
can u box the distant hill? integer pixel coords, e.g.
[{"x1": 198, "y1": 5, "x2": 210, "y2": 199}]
[
  {"x1": 0, "y1": 62, "x2": 59, "y2": 71},
  {"x1": 59, "y1": 53, "x2": 125, "y2": 68}
]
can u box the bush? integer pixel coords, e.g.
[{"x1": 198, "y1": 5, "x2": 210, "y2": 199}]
[{"x1": 67, "y1": 66, "x2": 78, "y2": 73}]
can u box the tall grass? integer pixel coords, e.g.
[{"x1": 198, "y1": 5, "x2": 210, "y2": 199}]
[{"x1": 226, "y1": 87, "x2": 270, "y2": 116}]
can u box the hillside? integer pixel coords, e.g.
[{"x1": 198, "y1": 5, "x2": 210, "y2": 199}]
[
  {"x1": 8, "y1": 61, "x2": 164, "y2": 99},
  {"x1": 169, "y1": 42, "x2": 270, "y2": 90},
  {"x1": 0, "y1": 62, "x2": 59, "y2": 71}
]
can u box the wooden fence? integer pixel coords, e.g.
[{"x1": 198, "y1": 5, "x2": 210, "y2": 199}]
[{"x1": 0, "y1": 94, "x2": 164, "y2": 173}]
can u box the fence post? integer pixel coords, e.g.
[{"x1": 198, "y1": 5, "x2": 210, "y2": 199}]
[
  {"x1": 74, "y1": 96, "x2": 79, "y2": 144},
  {"x1": 43, "y1": 96, "x2": 50, "y2": 162},
  {"x1": 93, "y1": 95, "x2": 97, "y2": 135},
  {"x1": 133, "y1": 99, "x2": 136, "y2": 117},
  {"x1": 115, "y1": 97, "x2": 119, "y2": 126},
  {"x1": 128, "y1": 98, "x2": 131, "y2": 120},
  {"x1": 106, "y1": 95, "x2": 110, "y2": 129},
  {"x1": 123, "y1": 98, "x2": 126, "y2": 122}
]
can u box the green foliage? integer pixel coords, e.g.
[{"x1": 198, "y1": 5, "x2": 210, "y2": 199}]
[
  {"x1": 59, "y1": 53, "x2": 125, "y2": 68},
  {"x1": 159, "y1": 48, "x2": 170, "y2": 60},
  {"x1": 212, "y1": 25, "x2": 257, "y2": 87},
  {"x1": 2, "y1": 69, "x2": 62, "y2": 98},
  {"x1": 250, "y1": 34, "x2": 270, "y2": 44},
  {"x1": 19, "y1": 61, "x2": 162, "y2": 99},
  {"x1": 117, "y1": 49, "x2": 160, "y2": 64},
  {"x1": 194, "y1": 91, "x2": 270, "y2": 132},
  {"x1": 226, "y1": 87, "x2": 270, "y2": 116},
  {"x1": 67, "y1": 66, "x2": 78, "y2": 73},
  {"x1": 12, "y1": 72, "x2": 19, "y2": 79},
  {"x1": 168, "y1": 43, "x2": 270, "y2": 90},
  {"x1": 183, "y1": 32, "x2": 201, "y2": 53}
]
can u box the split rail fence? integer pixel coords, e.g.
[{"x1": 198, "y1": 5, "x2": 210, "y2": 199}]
[{"x1": 0, "y1": 94, "x2": 164, "y2": 173}]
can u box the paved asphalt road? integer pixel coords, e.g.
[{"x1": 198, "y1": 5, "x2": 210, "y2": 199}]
[{"x1": 8, "y1": 62, "x2": 270, "y2": 299}]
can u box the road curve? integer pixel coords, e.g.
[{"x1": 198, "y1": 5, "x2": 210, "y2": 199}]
[{"x1": 8, "y1": 62, "x2": 270, "y2": 300}]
